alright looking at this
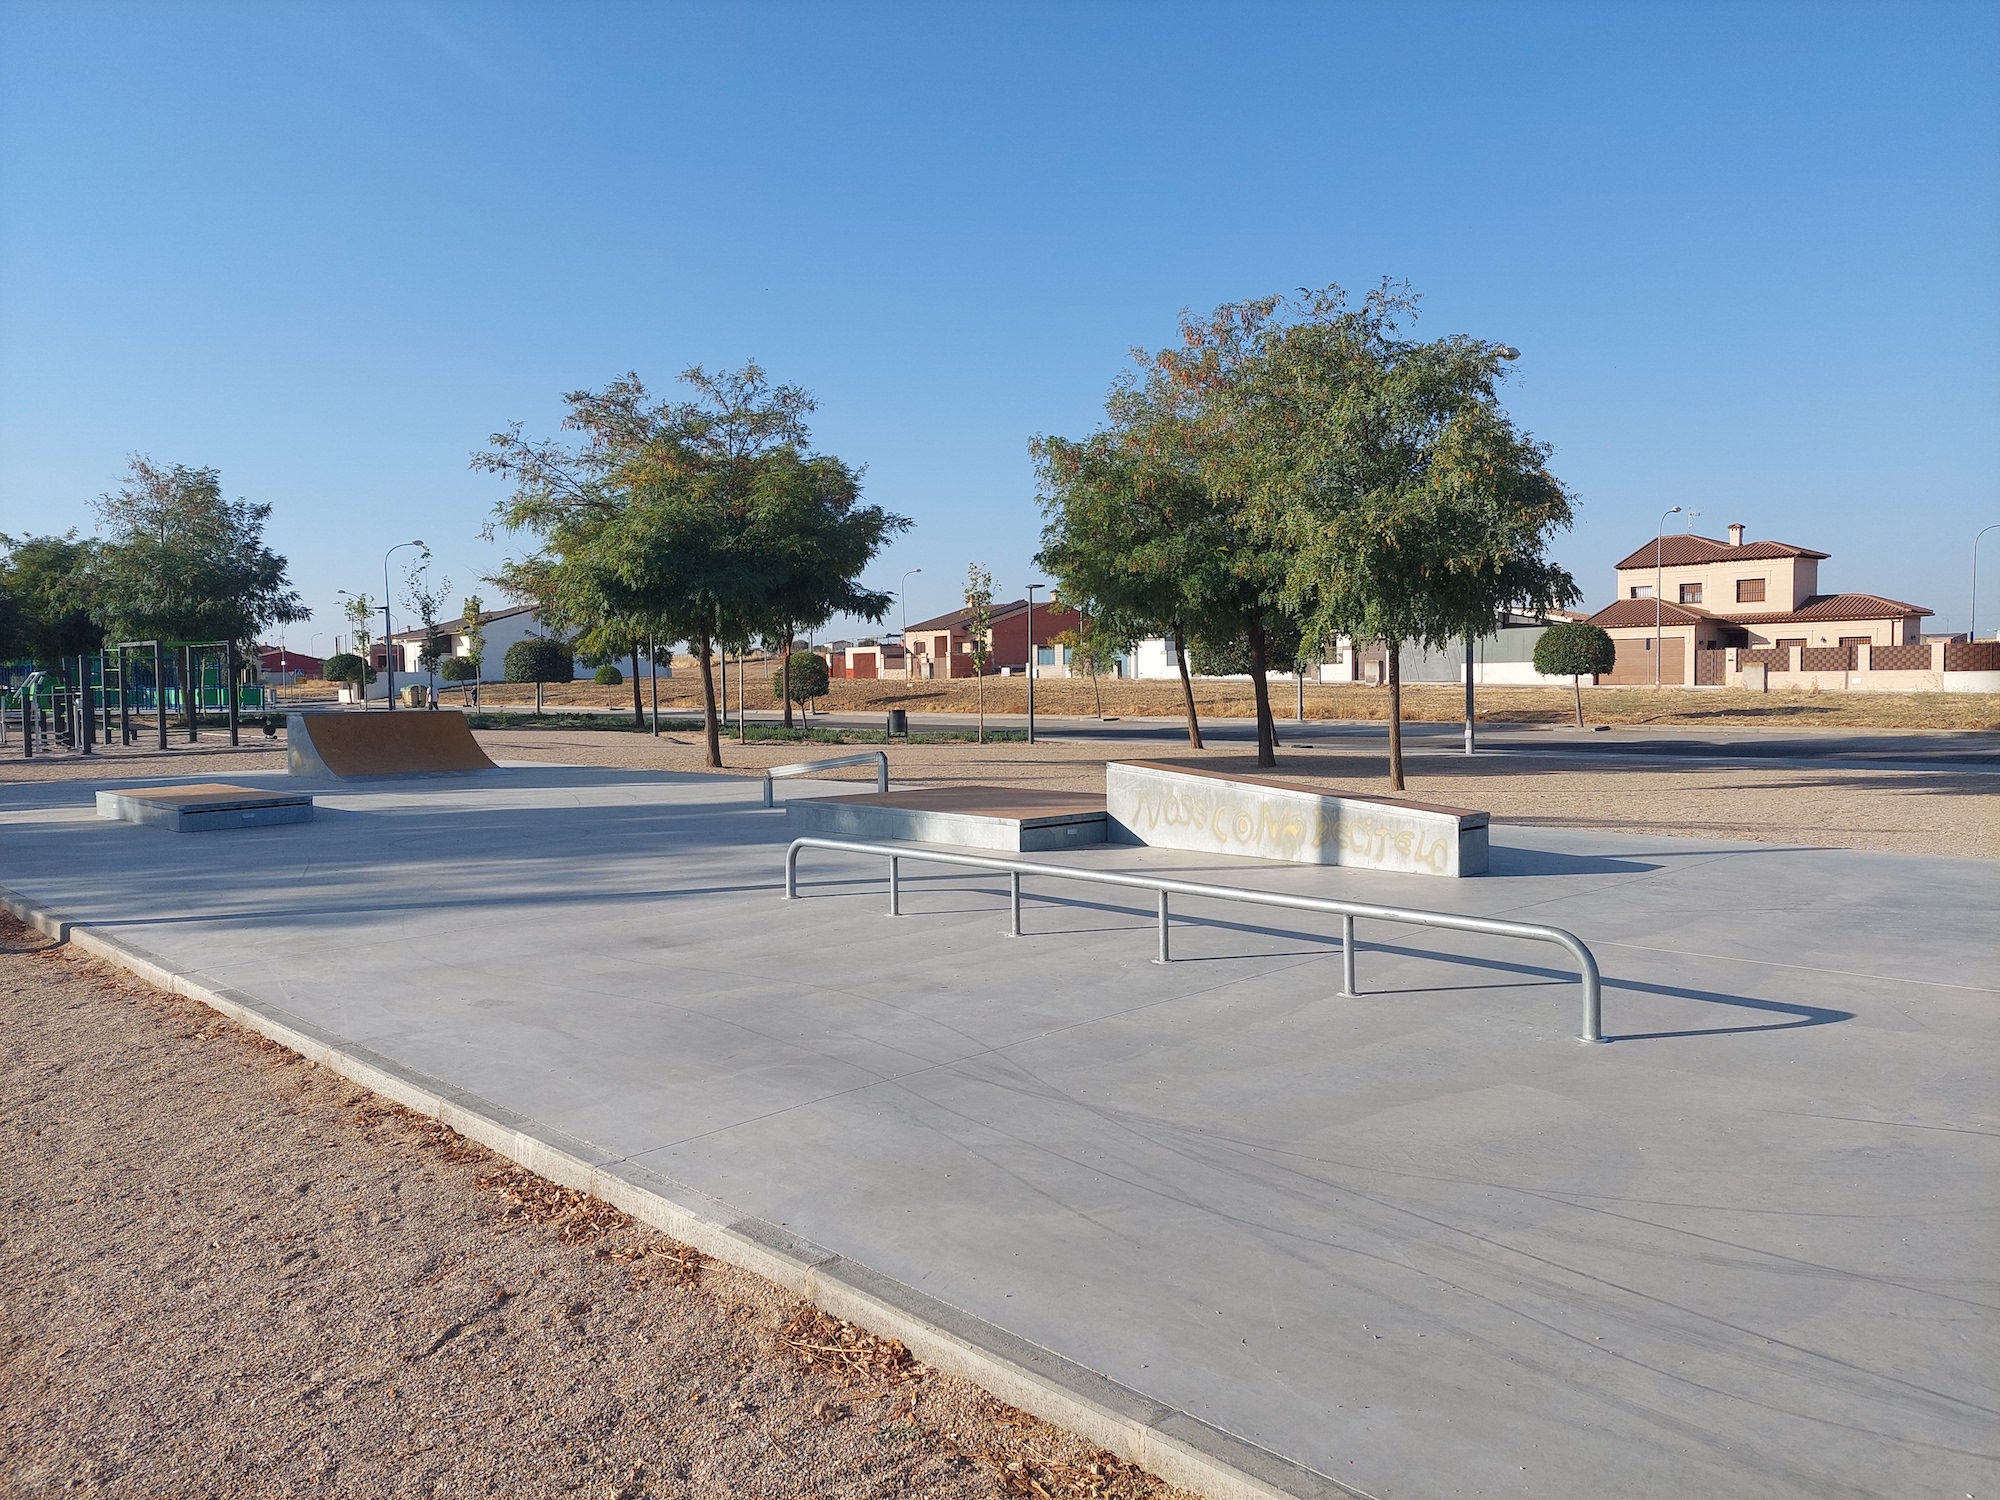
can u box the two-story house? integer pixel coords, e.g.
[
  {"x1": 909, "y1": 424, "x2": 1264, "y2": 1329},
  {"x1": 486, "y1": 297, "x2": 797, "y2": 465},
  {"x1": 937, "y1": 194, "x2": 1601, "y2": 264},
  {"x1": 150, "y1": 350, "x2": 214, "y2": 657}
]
[{"x1": 1585, "y1": 523, "x2": 1930, "y2": 685}]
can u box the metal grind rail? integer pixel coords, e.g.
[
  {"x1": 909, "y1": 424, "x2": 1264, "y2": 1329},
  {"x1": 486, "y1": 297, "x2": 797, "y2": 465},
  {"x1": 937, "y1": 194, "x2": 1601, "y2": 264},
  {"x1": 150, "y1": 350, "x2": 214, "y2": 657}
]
[
  {"x1": 761, "y1": 751, "x2": 890, "y2": 807},
  {"x1": 784, "y1": 836, "x2": 1605, "y2": 1044}
]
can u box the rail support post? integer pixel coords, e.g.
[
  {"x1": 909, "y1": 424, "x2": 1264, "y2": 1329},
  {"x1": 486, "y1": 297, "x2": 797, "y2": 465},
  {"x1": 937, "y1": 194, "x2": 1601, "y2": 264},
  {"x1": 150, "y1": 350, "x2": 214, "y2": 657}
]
[
  {"x1": 1341, "y1": 915, "x2": 1358, "y2": 998},
  {"x1": 888, "y1": 856, "x2": 901, "y2": 917},
  {"x1": 1008, "y1": 871, "x2": 1022, "y2": 936},
  {"x1": 1154, "y1": 891, "x2": 1171, "y2": 964}
]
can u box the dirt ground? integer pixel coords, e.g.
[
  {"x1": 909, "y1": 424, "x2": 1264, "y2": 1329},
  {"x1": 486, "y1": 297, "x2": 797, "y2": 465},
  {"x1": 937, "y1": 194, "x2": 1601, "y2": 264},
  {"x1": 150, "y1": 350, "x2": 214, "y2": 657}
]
[
  {"x1": 0, "y1": 913, "x2": 1193, "y2": 1500},
  {"x1": 327, "y1": 671, "x2": 2000, "y2": 731},
  {"x1": 4, "y1": 722, "x2": 1994, "y2": 859}
]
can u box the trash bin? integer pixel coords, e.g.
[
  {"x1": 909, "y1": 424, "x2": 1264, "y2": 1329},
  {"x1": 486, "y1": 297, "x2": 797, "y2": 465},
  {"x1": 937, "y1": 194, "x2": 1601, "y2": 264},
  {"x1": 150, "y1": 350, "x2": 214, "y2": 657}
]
[{"x1": 886, "y1": 709, "x2": 908, "y2": 737}]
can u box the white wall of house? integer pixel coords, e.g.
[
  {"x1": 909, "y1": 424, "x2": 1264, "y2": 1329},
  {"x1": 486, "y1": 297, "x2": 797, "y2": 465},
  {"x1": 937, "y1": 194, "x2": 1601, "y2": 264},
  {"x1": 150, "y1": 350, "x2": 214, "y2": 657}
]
[{"x1": 387, "y1": 609, "x2": 670, "y2": 683}]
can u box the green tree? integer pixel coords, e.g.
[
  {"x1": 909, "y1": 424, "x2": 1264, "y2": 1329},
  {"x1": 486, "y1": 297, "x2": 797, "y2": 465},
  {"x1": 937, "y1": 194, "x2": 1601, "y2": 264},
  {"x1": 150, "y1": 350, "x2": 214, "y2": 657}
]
[
  {"x1": 1048, "y1": 610, "x2": 1128, "y2": 719},
  {"x1": 1034, "y1": 434, "x2": 1212, "y2": 747},
  {"x1": 770, "y1": 649, "x2": 829, "y2": 709},
  {"x1": 341, "y1": 593, "x2": 375, "y2": 690},
  {"x1": 503, "y1": 636, "x2": 572, "y2": 716},
  {"x1": 573, "y1": 616, "x2": 650, "y2": 728},
  {"x1": 477, "y1": 364, "x2": 904, "y2": 769},
  {"x1": 401, "y1": 552, "x2": 451, "y2": 707},
  {"x1": 439, "y1": 653, "x2": 479, "y2": 700},
  {"x1": 1220, "y1": 284, "x2": 1579, "y2": 790},
  {"x1": 0, "y1": 533, "x2": 102, "y2": 669},
  {"x1": 1533, "y1": 621, "x2": 1617, "y2": 728},
  {"x1": 458, "y1": 593, "x2": 487, "y2": 705},
  {"x1": 324, "y1": 652, "x2": 374, "y2": 690},
  {"x1": 89, "y1": 458, "x2": 305, "y2": 730},
  {"x1": 962, "y1": 563, "x2": 994, "y2": 743}
]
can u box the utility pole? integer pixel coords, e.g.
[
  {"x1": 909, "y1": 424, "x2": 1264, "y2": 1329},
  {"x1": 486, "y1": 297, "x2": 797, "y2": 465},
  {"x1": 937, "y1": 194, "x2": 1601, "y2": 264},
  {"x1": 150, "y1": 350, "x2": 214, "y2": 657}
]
[{"x1": 1025, "y1": 582, "x2": 1043, "y2": 746}]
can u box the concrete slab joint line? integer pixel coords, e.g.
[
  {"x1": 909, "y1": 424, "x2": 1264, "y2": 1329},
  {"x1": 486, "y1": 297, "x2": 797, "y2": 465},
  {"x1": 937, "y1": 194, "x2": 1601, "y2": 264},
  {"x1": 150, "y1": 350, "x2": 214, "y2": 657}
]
[{"x1": 0, "y1": 881, "x2": 1364, "y2": 1500}]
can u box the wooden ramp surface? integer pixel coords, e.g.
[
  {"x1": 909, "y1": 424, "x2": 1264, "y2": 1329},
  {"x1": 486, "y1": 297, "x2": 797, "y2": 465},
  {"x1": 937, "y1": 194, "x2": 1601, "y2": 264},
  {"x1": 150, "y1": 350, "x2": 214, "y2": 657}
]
[{"x1": 287, "y1": 711, "x2": 496, "y2": 778}]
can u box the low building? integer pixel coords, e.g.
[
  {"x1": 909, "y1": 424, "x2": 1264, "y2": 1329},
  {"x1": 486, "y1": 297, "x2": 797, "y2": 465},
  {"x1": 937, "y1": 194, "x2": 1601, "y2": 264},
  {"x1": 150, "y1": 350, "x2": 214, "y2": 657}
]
[
  {"x1": 826, "y1": 640, "x2": 908, "y2": 679},
  {"x1": 901, "y1": 600, "x2": 1081, "y2": 679},
  {"x1": 257, "y1": 646, "x2": 323, "y2": 684},
  {"x1": 379, "y1": 605, "x2": 666, "y2": 684},
  {"x1": 1585, "y1": 523, "x2": 1932, "y2": 686}
]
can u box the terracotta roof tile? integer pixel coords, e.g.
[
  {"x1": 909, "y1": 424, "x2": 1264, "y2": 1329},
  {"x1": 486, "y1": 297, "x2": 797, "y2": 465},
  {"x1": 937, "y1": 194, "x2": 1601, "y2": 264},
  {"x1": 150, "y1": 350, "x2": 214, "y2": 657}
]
[
  {"x1": 1729, "y1": 594, "x2": 1930, "y2": 624},
  {"x1": 1585, "y1": 598, "x2": 1716, "y2": 628},
  {"x1": 1613, "y1": 534, "x2": 1830, "y2": 570}
]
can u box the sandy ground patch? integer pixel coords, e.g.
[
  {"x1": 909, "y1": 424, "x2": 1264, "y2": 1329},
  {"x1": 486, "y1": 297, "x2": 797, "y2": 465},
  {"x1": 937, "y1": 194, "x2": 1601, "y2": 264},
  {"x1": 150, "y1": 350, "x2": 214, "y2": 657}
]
[
  {"x1": 471, "y1": 727, "x2": 2000, "y2": 862},
  {"x1": 0, "y1": 912, "x2": 1191, "y2": 1500},
  {"x1": 2, "y1": 717, "x2": 1991, "y2": 858}
]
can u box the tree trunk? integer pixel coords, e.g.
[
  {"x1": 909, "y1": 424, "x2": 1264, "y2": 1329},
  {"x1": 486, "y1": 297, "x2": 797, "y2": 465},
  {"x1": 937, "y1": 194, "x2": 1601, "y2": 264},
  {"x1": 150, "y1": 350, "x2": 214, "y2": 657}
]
[
  {"x1": 1091, "y1": 665, "x2": 1103, "y2": 719},
  {"x1": 1247, "y1": 619, "x2": 1277, "y2": 769},
  {"x1": 1573, "y1": 674, "x2": 1584, "y2": 729},
  {"x1": 183, "y1": 646, "x2": 196, "y2": 737},
  {"x1": 976, "y1": 668, "x2": 986, "y2": 744},
  {"x1": 630, "y1": 646, "x2": 644, "y2": 729},
  {"x1": 781, "y1": 628, "x2": 795, "y2": 730},
  {"x1": 696, "y1": 632, "x2": 722, "y2": 769},
  {"x1": 1387, "y1": 643, "x2": 1405, "y2": 792},
  {"x1": 535, "y1": 679, "x2": 543, "y2": 716},
  {"x1": 1173, "y1": 628, "x2": 1203, "y2": 748}
]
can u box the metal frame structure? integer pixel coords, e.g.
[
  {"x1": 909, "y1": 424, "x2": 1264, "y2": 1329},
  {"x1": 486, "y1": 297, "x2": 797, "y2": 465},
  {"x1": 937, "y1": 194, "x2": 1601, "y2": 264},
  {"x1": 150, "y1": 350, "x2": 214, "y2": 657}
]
[
  {"x1": 761, "y1": 751, "x2": 889, "y2": 808},
  {"x1": 783, "y1": 835, "x2": 1605, "y2": 1044}
]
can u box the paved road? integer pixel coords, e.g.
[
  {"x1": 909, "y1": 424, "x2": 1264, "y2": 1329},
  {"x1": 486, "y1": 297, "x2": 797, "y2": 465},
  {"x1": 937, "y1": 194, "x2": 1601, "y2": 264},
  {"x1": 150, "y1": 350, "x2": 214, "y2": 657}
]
[{"x1": 7, "y1": 767, "x2": 1995, "y2": 1499}]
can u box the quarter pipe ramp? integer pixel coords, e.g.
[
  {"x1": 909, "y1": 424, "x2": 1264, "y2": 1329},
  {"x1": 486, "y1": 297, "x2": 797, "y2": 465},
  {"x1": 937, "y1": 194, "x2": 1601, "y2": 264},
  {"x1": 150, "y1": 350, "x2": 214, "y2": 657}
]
[{"x1": 287, "y1": 710, "x2": 497, "y2": 778}]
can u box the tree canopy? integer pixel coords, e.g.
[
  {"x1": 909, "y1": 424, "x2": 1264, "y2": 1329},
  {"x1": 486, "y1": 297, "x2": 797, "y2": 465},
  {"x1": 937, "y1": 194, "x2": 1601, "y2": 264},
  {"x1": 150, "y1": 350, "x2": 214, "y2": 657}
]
[
  {"x1": 90, "y1": 458, "x2": 306, "y2": 645},
  {"x1": 0, "y1": 532, "x2": 102, "y2": 668},
  {"x1": 477, "y1": 364, "x2": 906, "y2": 766}
]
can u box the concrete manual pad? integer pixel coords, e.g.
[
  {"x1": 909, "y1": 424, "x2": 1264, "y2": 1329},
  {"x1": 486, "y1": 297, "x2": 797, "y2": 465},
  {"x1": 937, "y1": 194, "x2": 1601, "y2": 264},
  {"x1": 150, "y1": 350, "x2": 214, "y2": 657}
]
[
  {"x1": 3, "y1": 766, "x2": 1995, "y2": 1499},
  {"x1": 94, "y1": 781, "x2": 314, "y2": 832},
  {"x1": 787, "y1": 783, "x2": 1107, "y2": 851}
]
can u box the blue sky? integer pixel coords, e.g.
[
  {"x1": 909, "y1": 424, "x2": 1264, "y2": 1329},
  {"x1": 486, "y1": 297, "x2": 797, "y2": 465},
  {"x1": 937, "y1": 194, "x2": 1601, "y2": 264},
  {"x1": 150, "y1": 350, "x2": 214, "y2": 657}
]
[{"x1": 3, "y1": 0, "x2": 1996, "y2": 648}]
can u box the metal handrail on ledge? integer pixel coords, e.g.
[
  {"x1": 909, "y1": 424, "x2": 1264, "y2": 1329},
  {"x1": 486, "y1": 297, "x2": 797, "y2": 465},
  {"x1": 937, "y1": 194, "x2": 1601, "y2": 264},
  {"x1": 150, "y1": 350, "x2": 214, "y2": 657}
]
[
  {"x1": 761, "y1": 751, "x2": 889, "y2": 808},
  {"x1": 783, "y1": 836, "x2": 1605, "y2": 1044}
]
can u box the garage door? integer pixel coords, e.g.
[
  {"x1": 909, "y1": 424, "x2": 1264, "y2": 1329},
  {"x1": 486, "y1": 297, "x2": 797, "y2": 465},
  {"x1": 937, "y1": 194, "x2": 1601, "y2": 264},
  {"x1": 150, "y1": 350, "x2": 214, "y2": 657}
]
[{"x1": 1606, "y1": 637, "x2": 1683, "y2": 686}]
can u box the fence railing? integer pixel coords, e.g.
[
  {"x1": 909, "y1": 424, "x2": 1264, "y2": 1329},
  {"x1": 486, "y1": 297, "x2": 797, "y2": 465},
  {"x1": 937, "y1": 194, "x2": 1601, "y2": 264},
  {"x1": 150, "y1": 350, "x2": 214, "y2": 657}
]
[
  {"x1": 761, "y1": 751, "x2": 889, "y2": 808},
  {"x1": 783, "y1": 836, "x2": 1605, "y2": 1043}
]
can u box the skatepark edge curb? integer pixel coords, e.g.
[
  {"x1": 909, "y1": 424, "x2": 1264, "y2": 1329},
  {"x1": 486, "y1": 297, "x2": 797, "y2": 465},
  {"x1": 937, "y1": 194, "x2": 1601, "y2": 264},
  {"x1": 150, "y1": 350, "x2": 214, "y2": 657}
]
[{"x1": 0, "y1": 882, "x2": 1371, "y2": 1500}]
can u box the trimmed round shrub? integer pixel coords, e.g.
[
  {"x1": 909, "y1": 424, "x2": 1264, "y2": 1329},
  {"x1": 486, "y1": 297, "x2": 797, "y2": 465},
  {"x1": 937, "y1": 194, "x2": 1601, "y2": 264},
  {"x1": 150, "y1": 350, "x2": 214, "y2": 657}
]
[
  {"x1": 323, "y1": 652, "x2": 374, "y2": 685},
  {"x1": 439, "y1": 655, "x2": 480, "y2": 683},
  {"x1": 1532, "y1": 621, "x2": 1618, "y2": 681},
  {"x1": 771, "y1": 650, "x2": 830, "y2": 705},
  {"x1": 504, "y1": 637, "x2": 574, "y2": 684},
  {"x1": 592, "y1": 664, "x2": 624, "y2": 686}
]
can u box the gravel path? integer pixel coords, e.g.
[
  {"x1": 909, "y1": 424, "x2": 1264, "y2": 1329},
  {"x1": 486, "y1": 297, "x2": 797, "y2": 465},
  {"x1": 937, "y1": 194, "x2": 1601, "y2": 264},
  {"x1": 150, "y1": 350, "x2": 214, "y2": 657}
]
[{"x1": 0, "y1": 915, "x2": 1191, "y2": 1500}]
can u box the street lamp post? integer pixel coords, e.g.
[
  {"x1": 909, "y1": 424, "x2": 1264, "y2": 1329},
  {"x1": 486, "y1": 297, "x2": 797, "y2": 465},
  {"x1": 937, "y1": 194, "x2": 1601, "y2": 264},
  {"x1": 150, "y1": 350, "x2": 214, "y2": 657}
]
[
  {"x1": 1972, "y1": 524, "x2": 2000, "y2": 642},
  {"x1": 1025, "y1": 583, "x2": 1043, "y2": 746},
  {"x1": 1654, "y1": 506, "x2": 1682, "y2": 686},
  {"x1": 382, "y1": 541, "x2": 425, "y2": 709},
  {"x1": 901, "y1": 567, "x2": 922, "y2": 678}
]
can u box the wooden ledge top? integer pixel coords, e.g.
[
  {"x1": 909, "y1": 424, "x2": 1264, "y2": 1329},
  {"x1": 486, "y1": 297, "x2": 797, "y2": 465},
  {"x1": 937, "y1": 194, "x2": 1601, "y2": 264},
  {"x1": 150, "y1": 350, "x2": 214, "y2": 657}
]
[
  {"x1": 813, "y1": 786, "x2": 1107, "y2": 820},
  {"x1": 102, "y1": 783, "x2": 311, "y2": 808}
]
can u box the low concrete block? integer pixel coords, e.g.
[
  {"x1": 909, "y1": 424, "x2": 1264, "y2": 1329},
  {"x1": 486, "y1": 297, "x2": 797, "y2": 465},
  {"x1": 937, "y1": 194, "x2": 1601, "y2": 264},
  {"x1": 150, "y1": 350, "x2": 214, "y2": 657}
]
[
  {"x1": 1106, "y1": 761, "x2": 1487, "y2": 877},
  {"x1": 96, "y1": 783, "x2": 314, "y2": 834},
  {"x1": 786, "y1": 786, "x2": 1106, "y2": 853}
]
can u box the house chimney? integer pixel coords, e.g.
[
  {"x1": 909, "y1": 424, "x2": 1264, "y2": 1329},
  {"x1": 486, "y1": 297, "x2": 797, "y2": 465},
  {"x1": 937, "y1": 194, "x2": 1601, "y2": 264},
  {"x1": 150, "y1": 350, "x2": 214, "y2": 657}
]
[{"x1": 1727, "y1": 523, "x2": 1745, "y2": 547}]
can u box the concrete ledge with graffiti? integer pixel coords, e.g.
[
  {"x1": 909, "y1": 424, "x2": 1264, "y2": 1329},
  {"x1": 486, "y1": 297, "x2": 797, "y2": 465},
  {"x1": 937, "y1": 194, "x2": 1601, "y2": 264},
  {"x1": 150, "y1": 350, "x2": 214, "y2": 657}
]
[{"x1": 1105, "y1": 761, "x2": 1489, "y2": 877}]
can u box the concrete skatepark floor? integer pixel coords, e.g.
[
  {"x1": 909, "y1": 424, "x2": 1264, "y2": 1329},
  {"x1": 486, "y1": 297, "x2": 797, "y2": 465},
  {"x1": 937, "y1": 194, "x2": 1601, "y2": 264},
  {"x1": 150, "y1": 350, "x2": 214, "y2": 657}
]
[{"x1": 1, "y1": 765, "x2": 1995, "y2": 1497}]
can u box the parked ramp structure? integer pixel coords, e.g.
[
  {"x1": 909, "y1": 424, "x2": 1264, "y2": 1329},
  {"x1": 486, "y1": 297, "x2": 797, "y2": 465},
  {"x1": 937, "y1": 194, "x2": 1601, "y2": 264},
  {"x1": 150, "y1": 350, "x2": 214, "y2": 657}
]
[{"x1": 286, "y1": 710, "x2": 496, "y2": 778}]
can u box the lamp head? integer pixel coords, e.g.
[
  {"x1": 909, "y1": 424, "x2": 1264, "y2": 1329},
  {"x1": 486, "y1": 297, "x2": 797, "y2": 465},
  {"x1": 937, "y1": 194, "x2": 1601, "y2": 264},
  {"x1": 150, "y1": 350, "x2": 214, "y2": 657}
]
[{"x1": 1495, "y1": 345, "x2": 1521, "y2": 361}]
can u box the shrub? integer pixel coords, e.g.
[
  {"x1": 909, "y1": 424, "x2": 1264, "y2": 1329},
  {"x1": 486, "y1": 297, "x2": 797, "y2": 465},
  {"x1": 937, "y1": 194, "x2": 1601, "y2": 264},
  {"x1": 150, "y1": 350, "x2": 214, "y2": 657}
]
[
  {"x1": 323, "y1": 652, "x2": 374, "y2": 686},
  {"x1": 504, "y1": 637, "x2": 574, "y2": 684},
  {"x1": 439, "y1": 655, "x2": 479, "y2": 683},
  {"x1": 1532, "y1": 621, "x2": 1618, "y2": 727},
  {"x1": 771, "y1": 650, "x2": 829, "y2": 706},
  {"x1": 592, "y1": 663, "x2": 624, "y2": 686}
]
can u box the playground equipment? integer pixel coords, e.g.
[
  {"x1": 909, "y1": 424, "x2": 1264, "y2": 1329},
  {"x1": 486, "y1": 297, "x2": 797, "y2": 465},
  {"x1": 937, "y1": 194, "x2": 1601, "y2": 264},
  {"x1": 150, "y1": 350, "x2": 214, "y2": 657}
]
[
  {"x1": 5, "y1": 642, "x2": 274, "y2": 759},
  {"x1": 286, "y1": 709, "x2": 496, "y2": 777}
]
